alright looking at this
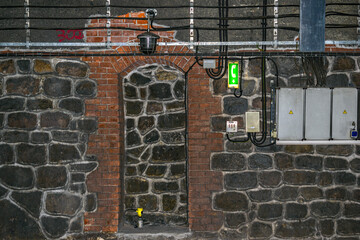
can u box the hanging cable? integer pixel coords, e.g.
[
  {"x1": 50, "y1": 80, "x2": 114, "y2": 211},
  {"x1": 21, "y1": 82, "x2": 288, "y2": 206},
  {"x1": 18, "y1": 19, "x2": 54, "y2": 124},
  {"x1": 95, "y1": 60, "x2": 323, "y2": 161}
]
[
  {"x1": 248, "y1": 0, "x2": 276, "y2": 147},
  {"x1": 233, "y1": 57, "x2": 244, "y2": 98},
  {"x1": 226, "y1": 133, "x2": 249, "y2": 143},
  {"x1": 205, "y1": 0, "x2": 228, "y2": 80},
  {"x1": 249, "y1": 0, "x2": 268, "y2": 145}
]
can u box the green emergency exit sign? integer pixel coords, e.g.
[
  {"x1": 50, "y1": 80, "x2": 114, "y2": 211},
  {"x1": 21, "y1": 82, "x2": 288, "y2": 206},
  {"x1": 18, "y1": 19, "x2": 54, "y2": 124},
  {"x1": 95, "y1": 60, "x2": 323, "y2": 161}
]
[{"x1": 228, "y1": 62, "x2": 239, "y2": 89}]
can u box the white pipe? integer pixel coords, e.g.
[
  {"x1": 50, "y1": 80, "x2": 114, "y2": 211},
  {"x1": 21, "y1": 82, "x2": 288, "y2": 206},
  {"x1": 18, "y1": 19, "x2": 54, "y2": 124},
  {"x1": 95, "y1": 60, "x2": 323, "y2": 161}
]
[{"x1": 276, "y1": 140, "x2": 360, "y2": 145}]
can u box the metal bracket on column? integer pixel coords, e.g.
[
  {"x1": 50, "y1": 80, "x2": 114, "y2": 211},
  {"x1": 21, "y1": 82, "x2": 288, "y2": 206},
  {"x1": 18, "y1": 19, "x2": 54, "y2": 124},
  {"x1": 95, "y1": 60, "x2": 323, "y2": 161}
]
[
  {"x1": 25, "y1": 0, "x2": 30, "y2": 49},
  {"x1": 274, "y1": 0, "x2": 279, "y2": 48},
  {"x1": 189, "y1": 0, "x2": 194, "y2": 50},
  {"x1": 106, "y1": 0, "x2": 111, "y2": 48}
]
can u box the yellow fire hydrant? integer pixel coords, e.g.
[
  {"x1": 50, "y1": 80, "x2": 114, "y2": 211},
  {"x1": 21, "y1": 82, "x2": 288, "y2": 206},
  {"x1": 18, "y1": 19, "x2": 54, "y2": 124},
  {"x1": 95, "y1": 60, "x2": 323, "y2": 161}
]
[{"x1": 136, "y1": 208, "x2": 143, "y2": 228}]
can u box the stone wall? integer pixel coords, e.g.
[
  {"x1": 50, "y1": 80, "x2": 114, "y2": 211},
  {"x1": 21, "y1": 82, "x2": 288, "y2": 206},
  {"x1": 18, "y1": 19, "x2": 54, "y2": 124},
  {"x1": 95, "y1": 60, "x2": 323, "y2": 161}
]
[
  {"x1": 123, "y1": 64, "x2": 187, "y2": 227},
  {"x1": 0, "y1": 58, "x2": 98, "y2": 239},
  {"x1": 0, "y1": 52, "x2": 360, "y2": 240},
  {"x1": 208, "y1": 56, "x2": 360, "y2": 239}
]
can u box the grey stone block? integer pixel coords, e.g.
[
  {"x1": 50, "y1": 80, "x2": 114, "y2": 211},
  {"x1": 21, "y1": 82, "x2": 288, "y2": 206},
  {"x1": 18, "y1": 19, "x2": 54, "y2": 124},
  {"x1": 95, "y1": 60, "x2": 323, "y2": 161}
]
[
  {"x1": 11, "y1": 191, "x2": 42, "y2": 218},
  {"x1": 211, "y1": 153, "x2": 246, "y2": 171},
  {"x1": 225, "y1": 172, "x2": 257, "y2": 190},
  {"x1": 213, "y1": 192, "x2": 249, "y2": 211},
  {"x1": 275, "y1": 219, "x2": 316, "y2": 238},
  {"x1": 59, "y1": 98, "x2": 84, "y2": 114},
  {"x1": 36, "y1": 166, "x2": 67, "y2": 189},
  {"x1": 6, "y1": 76, "x2": 40, "y2": 96},
  {"x1": 326, "y1": 187, "x2": 348, "y2": 200},
  {"x1": 151, "y1": 145, "x2": 185, "y2": 163},
  {"x1": 126, "y1": 177, "x2": 149, "y2": 194},
  {"x1": 153, "y1": 181, "x2": 179, "y2": 193},
  {"x1": 249, "y1": 222, "x2": 272, "y2": 238},
  {"x1": 0, "y1": 97, "x2": 25, "y2": 111},
  {"x1": 41, "y1": 215, "x2": 69, "y2": 238},
  {"x1": 258, "y1": 204, "x2": 283, "y2": 220},
  {"x1": 49, "y1": 144, "x2": 80, "y2": 163},
  {"x1": 0, "y1": 166, "x2": 34, "y2": 189},
  {"x1": 337, "y1": 219, "x2": 360, "y2": 235},
  {"x1": 8, "y1": 112, "x2": 37, "y2": 129},
  {"x1": 157, "y1": 113, "x2": 185, "y2": 130},
  {"x1": 0, "y1": 144, "x2": 14, "y2": 164},
  {"x1": 75, "y1": 80, "x2": 96, "y2": 97},
  {"x1": 40, "y1": 111, "x2": 70, "y2": 129},
  {"x1": 45, "y1": 192, "x2": 81, "y2": 216},
  {"x1": 284, "y1": 170, "x2": 316, "y2": 185},
  {"x1": 0, "y1": 200, "x2": 43, "y2": 239},
  {"x1": 27, "y1": 99, "x2": 53, "y2": 111},
  {"x1": 223, "y1": 97, "x2": 248, "y2": 115},
  {"x1": 0, "y1": 60, "x2": 15, "y2": 75},
  {"x1": 129, "y1": 73, "x2": 151, "y2": 86},
  {"x1": 295, "y1": 155, "x2": 323, "y2": 171},
  {"x1": 56, "y1": 61, "x2": 88, "y2": 77},
  {"x1": 43, "y1": 77, "x2": 71, "y2": 98},
  {"x1": 249, "y1": 154, "x2": 273, "y2": 169},
  {"x1": 285, "y1": 203, "x2": 307, "y2": 220},
  {"x1": 17, "y1": 60, "x2": 31, "y2": 73},
  {"x1": 17, "y1": 144, "x2": 46, "y2": 166}
]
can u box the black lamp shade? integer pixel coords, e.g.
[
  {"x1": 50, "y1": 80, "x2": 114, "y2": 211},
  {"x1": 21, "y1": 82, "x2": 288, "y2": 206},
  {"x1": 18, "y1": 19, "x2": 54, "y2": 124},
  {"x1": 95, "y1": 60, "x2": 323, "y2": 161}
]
[{"x1": 137, "y1": 32, "x2": 160, "y2": 55}]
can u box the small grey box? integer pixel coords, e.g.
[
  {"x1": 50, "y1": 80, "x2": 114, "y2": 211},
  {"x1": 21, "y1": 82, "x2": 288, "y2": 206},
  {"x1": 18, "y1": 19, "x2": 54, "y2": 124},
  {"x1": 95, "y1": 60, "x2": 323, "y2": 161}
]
[
  {"x1": 203, "y1": 59, "x2": 216, "y2": 69},
  {"x1": 246, "y1": 112, "x2": 260, "y2": 132}
]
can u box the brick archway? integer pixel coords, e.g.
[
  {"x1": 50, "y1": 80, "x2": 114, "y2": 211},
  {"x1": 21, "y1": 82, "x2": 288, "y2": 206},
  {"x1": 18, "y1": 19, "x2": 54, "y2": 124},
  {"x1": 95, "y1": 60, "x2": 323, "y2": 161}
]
[{"x1": 82, "y1": 12, "x2": 224, "y2": 233}]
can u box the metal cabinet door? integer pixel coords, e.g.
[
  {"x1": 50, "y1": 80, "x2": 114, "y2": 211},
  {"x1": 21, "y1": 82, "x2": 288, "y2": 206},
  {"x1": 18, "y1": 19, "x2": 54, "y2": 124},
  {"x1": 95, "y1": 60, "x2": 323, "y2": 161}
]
[
  {"x1": 332, "y1": 88, "x2": 358, "y2": 140},
  {"x1": 277, "y1": 88, "x2": 304, "y2": 140},
  {"x1": 305, "y1": 88, "x2": 331, "y2": 140}
]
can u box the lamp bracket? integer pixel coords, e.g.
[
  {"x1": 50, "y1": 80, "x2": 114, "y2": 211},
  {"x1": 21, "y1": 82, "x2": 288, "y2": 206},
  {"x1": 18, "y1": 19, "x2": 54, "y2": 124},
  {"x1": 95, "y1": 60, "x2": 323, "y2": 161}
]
[{"x1": 146, "y1": 9, "x2": 158, "y2": 18}]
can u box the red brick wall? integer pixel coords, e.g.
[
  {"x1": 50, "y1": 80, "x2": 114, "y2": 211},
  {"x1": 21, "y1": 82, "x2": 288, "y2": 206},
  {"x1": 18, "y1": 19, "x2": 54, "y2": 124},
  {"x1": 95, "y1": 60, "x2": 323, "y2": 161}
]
[
  {"x1": 72, "y1": 10, "x2": 360, "y2": 234},
  {"x1": 187, "y1": 65, "x2": 224, "y2": 231},
  {"x1": 82, "y1": 12, "x2": 223, "y2": 232},
  {"x1": 82, "y1": 56, "x2": 123, "y2": 232}
]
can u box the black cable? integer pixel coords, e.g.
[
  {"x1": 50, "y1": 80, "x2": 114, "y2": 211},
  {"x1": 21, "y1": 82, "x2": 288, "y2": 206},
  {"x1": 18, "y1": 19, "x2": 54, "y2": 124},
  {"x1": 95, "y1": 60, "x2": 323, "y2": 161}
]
[
  {"x1": 233, "y1": 57, "x2": 244, "y2": 98},
  {"x1": 0, "y1": 26, "x2": 300, "y2": 31},
  {"x1": 194, "y1": 29, "x2": 203, "y2": 67},
  {"x1": 249, "y1": 133, "x2": 276, "y2": 147},
  {"x1": 0, "y1": 4, "x2": 303, "y2": 9},
  {"x1": 266, "y1": 57, "x2": 279, "y2": 87},
  {"x1": 249, "y1": 0, "x2": 279, "y2": 147},
  {"x1": 2, "y1": 52, "x2": 360, "y2": 58},
  {"x1": 326, "y1": 24, "x2": 359, "y2": 29},
  {"x1": 326, "y1": 3, "x2": 359, "y2": 6},
  {"x1": 205, "y1": 0, "x2": 228, "y2": 80},
  {"x1": 245, "y1": 56, "x2": 280, "y2": 147},
  {"x1": 326, "y1": 11, "x2": 360, "y2": 17},
  {"x1": 6, "y1": 13, "x2": 360, "y2": 21},
  {"x1": 226, "y1": 133, "x2": 249, "y2": 142},
  {"x1": 2, "y1": 12, "x2": 359, "y2": 22},
  {"x1": 1, "y1": 3, "x2": 358, "y2": 9},
  {"x1": 250, "y1": 0, "x2": 268, "y2": 145}
]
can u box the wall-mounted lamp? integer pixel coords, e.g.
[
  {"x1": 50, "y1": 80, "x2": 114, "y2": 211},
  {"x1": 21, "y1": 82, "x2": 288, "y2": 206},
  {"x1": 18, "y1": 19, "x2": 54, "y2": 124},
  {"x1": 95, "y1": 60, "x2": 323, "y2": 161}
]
[{"x1": 137, "y1": 9, "x2": 159, "y2": 55}]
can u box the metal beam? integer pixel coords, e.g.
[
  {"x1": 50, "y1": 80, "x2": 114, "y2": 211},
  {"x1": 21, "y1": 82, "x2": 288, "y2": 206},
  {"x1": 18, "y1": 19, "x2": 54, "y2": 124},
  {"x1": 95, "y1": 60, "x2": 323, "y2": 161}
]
[{"x1": 0, "y1": 40, "x2": 359, "y2": 48}]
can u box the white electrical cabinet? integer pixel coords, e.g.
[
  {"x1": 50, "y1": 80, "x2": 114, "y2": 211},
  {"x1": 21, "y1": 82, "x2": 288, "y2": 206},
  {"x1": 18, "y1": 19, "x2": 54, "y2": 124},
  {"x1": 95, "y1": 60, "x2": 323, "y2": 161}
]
[
  {"x1": 277, "y1": 88, "x2": 304, "y2": 140},
  {"x1": 332, "y1": 88, "x2": 358, "y2": 140},
  {"x1": 276, "y1": 88, "x2": 359, "y2": 144},
  {"x1": 305, "y1": 88, "x2": 331, "y2": 140}
]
